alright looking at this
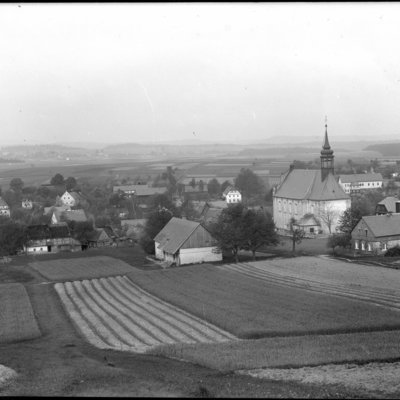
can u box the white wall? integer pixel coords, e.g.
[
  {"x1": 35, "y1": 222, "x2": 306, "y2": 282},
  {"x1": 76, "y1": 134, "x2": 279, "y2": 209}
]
[
  {"x1": 273, "y1": 197, "x2": 351, "y2": 234},
  {"x1": 154, "y1": 241, "x2": 164, "y2": 260},
  {"x1": 179, "y1": 247, "x2": 222, "y2": 265},
  {"x1": 26, "y1": 246, "x2": 49, "y2": 254}
]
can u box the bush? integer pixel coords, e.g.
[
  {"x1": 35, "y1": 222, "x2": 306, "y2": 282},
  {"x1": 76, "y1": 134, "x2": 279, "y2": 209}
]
[{"x1": 384, "y1": 246, "x2": 400, "y2": 257}]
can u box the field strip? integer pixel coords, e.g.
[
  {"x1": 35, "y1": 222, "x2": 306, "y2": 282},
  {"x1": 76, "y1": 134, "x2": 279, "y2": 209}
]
[
  {"x1": 54, "y1": 283, "x2": 112, "y2": 350},
  {"x1": 218, "y1": 263, "x2": 400, "y2": 310},
  {"x1": 117, "y1": 276, "x2": 236, "y2": 341},
  {"x1": 101, "y1": 278, "x2": 207, "y2": 343},
  {"x1": 55, "y1": 275, "x2": 237, "y2": 353}
]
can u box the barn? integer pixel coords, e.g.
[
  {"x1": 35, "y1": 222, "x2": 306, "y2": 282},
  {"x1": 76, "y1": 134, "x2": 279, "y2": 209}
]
[{"x1": 154, "y1": 217, "x2": 222, "y2": 266}]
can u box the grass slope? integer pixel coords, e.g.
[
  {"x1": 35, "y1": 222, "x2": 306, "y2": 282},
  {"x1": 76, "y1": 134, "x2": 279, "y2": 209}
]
[
  {"x1": 0, "y1": 283, "x2": 41, "y2": 343},
  {"x1": 29, "y1": 256, "x2": 137, "y2": 281},
  {"x1": 127, "y1": 264, "x2": 400, "y2": 338}
]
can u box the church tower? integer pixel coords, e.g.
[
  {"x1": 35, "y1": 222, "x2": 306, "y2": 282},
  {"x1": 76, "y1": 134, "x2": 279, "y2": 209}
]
[{"x1": 320, "y1": 119, "x2": 334, "y2": 181}]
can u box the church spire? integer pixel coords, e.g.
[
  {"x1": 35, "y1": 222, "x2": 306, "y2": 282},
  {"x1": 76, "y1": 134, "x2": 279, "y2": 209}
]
[{"x1": 320, "y1": 117, "x2": 334, "y2": 180}]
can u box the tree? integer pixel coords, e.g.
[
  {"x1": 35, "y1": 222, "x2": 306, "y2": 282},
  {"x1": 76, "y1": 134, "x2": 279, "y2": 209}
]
[
  {"x1": 66, "y1": 220, "x2": 94, "y2": 244},
  {"x1": 140, "y1": 208, "x2": 173, "y2": 254},
  {"x1": 65, "y1": 176, "x2": 77, "y2": 191},
  {"x1": 198, "y1": 180, "x2": 204, "y2": 192},
  {"x1": 9, "y1": 177, "x2": 24, "y2": 192},
  {"x1": 0, "y1": 219, "x2": 26, "y2": 256},
  {"x1": 241, "y1": 209, "x2": 278, "y2": 260},
  {"x1": 221, "y1": 180, "x2": 232, "y2": 194},
  {"x1": 327, "y1": 233, "x2": 350, "y2": 256},
  {"x1": 234, "y1": 168, "x2": 265, "y2": 202},
  {"x1": 190, "y1": 178, "x2": 196, "y2": 188},
  {"x1": 210, "y1": 203, "x2": 246, "y2": 263},
  {"x1": 207, "y1": 178, "x2": 221, "y2": 197},
  {"x1": 50, "y1": 173, "x2": 65, "y2": 186},
  {"x1": 319, "y1": 204, "x2": 339, "y2": 234},
  {"x1": 289, "y1": 217, "x2": 305, "y2": 254}
]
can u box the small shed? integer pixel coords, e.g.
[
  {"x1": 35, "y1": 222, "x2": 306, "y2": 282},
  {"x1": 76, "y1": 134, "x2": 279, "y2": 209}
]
[{"x1": 154, "y1": 217, "x2": 222, "y2": 266}]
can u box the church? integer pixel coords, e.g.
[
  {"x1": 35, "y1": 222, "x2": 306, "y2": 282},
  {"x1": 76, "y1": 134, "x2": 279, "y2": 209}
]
[{"x1": 272, "y1": 123, "x2": 351, "y2": 235}]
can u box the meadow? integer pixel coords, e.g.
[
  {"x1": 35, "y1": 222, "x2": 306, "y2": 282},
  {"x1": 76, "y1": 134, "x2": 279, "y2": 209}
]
[{"x1": 0, "y1": 283, "x2": 41, "y2": 343}]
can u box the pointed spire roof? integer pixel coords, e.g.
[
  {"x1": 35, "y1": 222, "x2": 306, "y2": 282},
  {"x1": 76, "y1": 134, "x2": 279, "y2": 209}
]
[{"x1": 321, "y1": 118, "x2": 334, "y2": 156}]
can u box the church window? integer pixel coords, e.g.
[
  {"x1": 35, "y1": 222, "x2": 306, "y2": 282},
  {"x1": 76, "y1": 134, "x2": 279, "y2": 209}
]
[
  {"x1": 367, "y1": 243, "x2": 372, "y2": 252},
  {"x1": 354, "y1": 240, "x2": 359, "y2": 250}
]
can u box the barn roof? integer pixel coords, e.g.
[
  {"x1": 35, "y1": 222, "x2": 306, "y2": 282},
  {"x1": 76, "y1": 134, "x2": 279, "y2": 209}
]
[
  {"x1": 26, "y1": 223, "x2": 70, "y2": 240},
  {"x1": 357, "y1": 214, "x2": 400, "y2": 237},
  {"x1": 274, "y1": 169, "x2": 349, "y2": 201},
  {"x1": 154, "y1": 217, "x2": 201, "y2": 254},
  {"x1": 339, "y1": 173, "x2": 383, "y2": 183}
]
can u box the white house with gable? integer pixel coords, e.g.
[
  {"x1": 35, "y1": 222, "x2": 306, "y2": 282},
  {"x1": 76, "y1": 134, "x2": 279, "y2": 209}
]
[
  {"x1": 222, "y1": 186, "x2": 242, "y2": 204},
  {"x1": 273, "y1": 123, "x2": 351, "y2": 234},
  {"x1": 154, "y1": 217, "x2": 222, "y2": 266}
]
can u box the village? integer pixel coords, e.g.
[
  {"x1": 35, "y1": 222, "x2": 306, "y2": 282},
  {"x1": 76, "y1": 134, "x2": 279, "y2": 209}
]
[{"x1": 0, "y1": 123, "x2": 399, "y2": 264}]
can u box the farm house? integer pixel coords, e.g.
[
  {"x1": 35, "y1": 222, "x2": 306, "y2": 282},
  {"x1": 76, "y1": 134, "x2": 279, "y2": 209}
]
[
  {"x1": 154, "y1": 217, "x2": 222, "y2": 266},
  {"x1": 351, "y1": 214, "x2": 400, "y2": 254},
  {"x1": 24, "y1": 223, "x2": 82, "y2": 254}
]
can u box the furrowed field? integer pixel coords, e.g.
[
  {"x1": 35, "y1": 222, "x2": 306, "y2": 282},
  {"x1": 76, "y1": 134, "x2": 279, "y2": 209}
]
[
  {"x1": 0, "y1": 283, "x2": 41, "y2": 343},
  {"x1": 126, "y1": 263, "x2": 400, "y2": 338},
  {"x1": 55, "y1": 276, "x2": 236, "y2": 353}
]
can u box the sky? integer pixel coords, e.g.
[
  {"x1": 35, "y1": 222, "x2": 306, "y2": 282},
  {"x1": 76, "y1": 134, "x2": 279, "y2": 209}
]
[{"x1": 1, "y1": 2, "x2": 400, "y2": 146}]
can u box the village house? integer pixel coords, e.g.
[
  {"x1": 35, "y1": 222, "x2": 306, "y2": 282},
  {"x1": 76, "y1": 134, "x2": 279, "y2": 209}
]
[
  {"x1": 222, "y1": 186, "x2": 242, "y2": 204},
  {"x1": 154, "y1": 217, "x2": 222, "y2": 266},
  {"x1": 21, "y1": 199, "x2": 33, "y2": 209},
  {"x1": 273, "y1": 123, "x2": 351, "y2": 234},
  {"x1": 87, "y1": 226, "x2": 117, "y2": 248},
  {"x1": 24, "y1": 222, "x2": 81, "y2": 254},
  {"x1": 0, "y1": 197, "x2": 10, "y2": 217},
  {"x1": 60, "y1": 190, "x2": 85, "y2": 207},
  {"x1": 338, "y1": 173, "x2": 383, "y2": 194},
  {"x1": 351, "y1": 214, "x2": 400, "y2": 254}
]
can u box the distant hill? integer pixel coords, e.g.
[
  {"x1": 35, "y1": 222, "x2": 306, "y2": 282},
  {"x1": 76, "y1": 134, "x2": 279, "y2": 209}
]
[{"x1": 364, "y1": 143, "x2": 400, "y2": 156}]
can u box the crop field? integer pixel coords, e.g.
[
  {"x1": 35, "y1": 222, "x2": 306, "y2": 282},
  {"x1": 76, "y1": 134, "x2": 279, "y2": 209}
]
[
  {"x1": 54, "y1": 276, "x2": 236, "y2": 353},
  {"x1": 30, "y1": 256, "x2": 136, "y2": 281},
  {"x1": 126, "y1": 264, "x2": 400, "y2": 338},
  {"x1": 0, "y1": 283, "x2": 41, "y2": 343}
]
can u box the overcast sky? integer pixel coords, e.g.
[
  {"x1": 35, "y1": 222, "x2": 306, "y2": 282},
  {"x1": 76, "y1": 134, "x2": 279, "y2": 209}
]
[{"x1": 1, "y1": 2, "x2": 400, "y2": 146}]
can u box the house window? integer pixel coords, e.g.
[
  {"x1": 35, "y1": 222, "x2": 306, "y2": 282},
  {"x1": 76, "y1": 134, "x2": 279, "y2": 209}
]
[
  {"x1": 354, "y1": 240, "x2": 359, "y2": 250},
  {"x1": 367, "y1": 243, "x2": 372, "y2": 252},
  {"x1": 365, "y1": 229, "x2": 368, "y2": 236},
  {"x1": 361, "y1": 241, "x2": 365, "y2": 251},
  {"x1": 382, "y1": 242, "x2": 387, "y2": 251}
]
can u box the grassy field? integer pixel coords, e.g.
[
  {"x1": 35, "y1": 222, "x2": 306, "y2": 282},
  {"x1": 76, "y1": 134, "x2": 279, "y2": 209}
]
[
  {"x1": 0, "y1": 283, "x2": 41, "y2": 344},
  {"x1": 126, "y1": 264, "x2": 400, "y2": 338},
  {"x1": 151, "y1": 330, "x2": 400, "y2": 372},
  {"x1": 29, "y1": 256, "x2": 139, "y2": 281}
]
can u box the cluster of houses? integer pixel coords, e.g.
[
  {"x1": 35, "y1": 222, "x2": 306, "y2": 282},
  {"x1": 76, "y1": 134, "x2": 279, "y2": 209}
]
[{"x1": 3, "y1": 124, "x2": 400, "y2": 261}]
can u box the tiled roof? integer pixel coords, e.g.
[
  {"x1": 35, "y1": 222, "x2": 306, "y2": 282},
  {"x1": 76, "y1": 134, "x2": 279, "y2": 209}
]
[
  {"x1": 360, "y1": 214, "x2": 400, "y2": 237},
  {"x1": 154, "y1": 217, "x2": 200, "y2": 254},
  {"x1": 27, "y1": 223, "x2": 70, "y2": 240},
  {"x1": 376, "y1": 196, "x2": 400, "y2": 213},
  {"x1": 274, "y1": 169, "x2": 349, "y2": 201},
  {"x1": 44, "y1": 205, "x2": 71, "y2": 215},
  {"x1": 339, "y1": 173, "x2": 383, "y2": 183},
  {"x1": 54, "y1": 209, "x2": 88, "y2": 222}
]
